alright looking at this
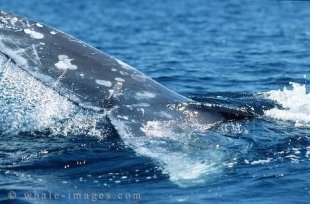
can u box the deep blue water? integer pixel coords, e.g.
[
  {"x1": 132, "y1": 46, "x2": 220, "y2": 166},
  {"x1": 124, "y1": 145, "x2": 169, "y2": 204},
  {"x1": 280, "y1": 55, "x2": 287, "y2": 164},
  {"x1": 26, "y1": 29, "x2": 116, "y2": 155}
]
[{"x1": 1, "y1": 0, "x2": 310, "y2": 203}]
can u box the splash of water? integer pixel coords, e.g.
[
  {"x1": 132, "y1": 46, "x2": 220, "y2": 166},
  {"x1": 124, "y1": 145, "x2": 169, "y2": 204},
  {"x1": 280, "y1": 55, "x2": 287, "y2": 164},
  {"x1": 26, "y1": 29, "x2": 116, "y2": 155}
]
[
  {"x1": 0, "y1": 54, "x2": 106, "y2": 137},
  {"x1": 264, "y1": 82, "x2": 310, "y2": 127}
]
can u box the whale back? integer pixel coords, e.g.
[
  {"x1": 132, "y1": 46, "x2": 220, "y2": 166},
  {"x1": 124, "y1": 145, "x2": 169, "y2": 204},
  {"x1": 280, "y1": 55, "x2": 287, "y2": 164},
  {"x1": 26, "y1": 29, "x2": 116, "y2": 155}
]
[{"x1": 0, "y1": 11, "x2": 190, "y2": 111}]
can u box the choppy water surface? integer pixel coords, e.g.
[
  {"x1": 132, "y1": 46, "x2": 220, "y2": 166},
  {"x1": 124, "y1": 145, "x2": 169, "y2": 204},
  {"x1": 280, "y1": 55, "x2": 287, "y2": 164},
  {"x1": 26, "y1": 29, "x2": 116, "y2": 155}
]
[{"x1": 1, "y1": 0, "x2": 310, "y2": 203}]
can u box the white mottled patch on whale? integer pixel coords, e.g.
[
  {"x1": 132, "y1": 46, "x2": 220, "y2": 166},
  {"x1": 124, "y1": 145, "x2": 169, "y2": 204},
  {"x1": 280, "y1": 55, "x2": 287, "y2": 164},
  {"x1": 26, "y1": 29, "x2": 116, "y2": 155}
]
[
  {"x1": 107, "y1": 82, "x2": 123, "y2": 99},
  {"x1": 96, "y1": 79, "x2": 112, "y2": 87},
  {"x1": 159, "y1": 111, "x2": 173, "y2": 119},
  {"x1": 10, "y1": 17, "x2": 18, "y2": 25},
  {"x1": 119, "y1": 71, "x2": 128, "y2": 75},
  {"x1": 115, "y1": 77, "x2": 125, "y2": 82},
  {"x1": 111, "y1": 68, "x2": 117, "y2": 72},
  {"x1": 115, "y1": 59, "x2": 133, "y2": 70},
  {"x1": 136, "y1": 91, "x2": 156, "y2": 100},
  {"x1": 35, "y1": 23, "x2": 43, "y2": 28},
  {"x1": 0, "y1": 16, "x2": 8, "y2": 25},
  {"x1": 138, "y1": 108, "x2": 145, "y2": 114},
  {"x1": 55, "y1": 55, "x2": 78, "y2": 70},
  {"x1": 108, "y1": 89, "x2": 114, "y2": 95},
  {"x1": 117, "y1": 115, "x2": 129, "y2": 120},
  {"x1": 24, "y1": 28, "x2": 44, "y2": 39},
  {"x1": 131, "y1": 73, "x2": 147, "y2": 82},
  {"x1": 123, "y1": 106, "x2": 134, "y2": 112},
  {"x1": 132, "y1": 103, "x2": 150, "y2": 107},
  {"x1": 50, "y1": 31, "x2": 56, "y2": 35}
]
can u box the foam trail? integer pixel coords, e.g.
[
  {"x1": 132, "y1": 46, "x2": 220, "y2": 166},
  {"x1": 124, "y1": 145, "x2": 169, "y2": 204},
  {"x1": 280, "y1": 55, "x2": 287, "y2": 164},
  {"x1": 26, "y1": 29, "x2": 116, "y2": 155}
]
[{"x1": 264, "y1": 82, "x2": 310, "y2": 127}]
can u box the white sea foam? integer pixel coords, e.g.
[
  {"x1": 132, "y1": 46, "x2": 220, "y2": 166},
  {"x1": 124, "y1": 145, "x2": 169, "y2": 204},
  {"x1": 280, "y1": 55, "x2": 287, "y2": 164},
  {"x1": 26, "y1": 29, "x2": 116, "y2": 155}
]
[
  {"x1": 137, "y1": 145, "x2": 222, "y2": 187},
  {"x1": 140, "y1": 121, "x2": 177, "y2": 138},
  {"x1": 109, "y1": 109, "x2": 227, "y2": 187},
  {"x1": 264, "y1": 82, "x2": 310, "y2": 127},
  {"x1": 0, "y1": 54, "x2": 105, "y2": 137},
  {"x1": 250, "y1": 158, "x2": 272, "y2": 165}
]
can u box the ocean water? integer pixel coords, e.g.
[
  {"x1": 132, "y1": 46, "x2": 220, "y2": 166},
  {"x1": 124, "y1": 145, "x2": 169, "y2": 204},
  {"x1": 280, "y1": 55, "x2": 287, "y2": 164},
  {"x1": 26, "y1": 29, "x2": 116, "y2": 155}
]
[{"x1": 0, "y1": 0, "x2": 310, "y2": 203}]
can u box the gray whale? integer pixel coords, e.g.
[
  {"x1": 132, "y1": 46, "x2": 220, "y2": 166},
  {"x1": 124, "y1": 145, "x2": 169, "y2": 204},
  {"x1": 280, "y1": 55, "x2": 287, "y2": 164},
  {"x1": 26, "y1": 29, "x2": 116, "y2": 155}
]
[
  {"x1": 0, "y1": 10, "x2": 253, "y2": 186},
  {"x1": 0, "y1": 10, "x2": 251, "y2": 133}
]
